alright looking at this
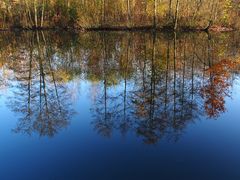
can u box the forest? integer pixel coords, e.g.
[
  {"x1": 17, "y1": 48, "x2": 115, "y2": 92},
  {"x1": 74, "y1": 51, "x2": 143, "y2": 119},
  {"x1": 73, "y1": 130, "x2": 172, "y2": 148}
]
[{"x1": 0, "y1": 0, "x2": 240, "y2": 31}]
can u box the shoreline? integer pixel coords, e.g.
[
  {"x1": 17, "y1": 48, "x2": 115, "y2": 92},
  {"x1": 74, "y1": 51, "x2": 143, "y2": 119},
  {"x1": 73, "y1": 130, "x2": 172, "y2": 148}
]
[{"x1": 0, "y1": 25, "x2": 236, "y2": 33}]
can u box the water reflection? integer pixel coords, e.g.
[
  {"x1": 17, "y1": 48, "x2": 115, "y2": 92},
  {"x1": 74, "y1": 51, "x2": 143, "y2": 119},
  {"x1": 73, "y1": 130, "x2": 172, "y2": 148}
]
[
  {"x1": 1, "y1": 32, "x2": 75, "y2": 137},
  {"x1": 0, "y1": 31, "x2": 239, "y2": 143}
]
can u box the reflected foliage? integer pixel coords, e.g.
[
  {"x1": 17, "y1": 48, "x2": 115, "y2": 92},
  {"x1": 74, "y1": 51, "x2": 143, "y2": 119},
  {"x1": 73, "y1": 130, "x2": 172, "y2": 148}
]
[{"x1": 0, "y1": 31, "x2": 239, "y2": 141}]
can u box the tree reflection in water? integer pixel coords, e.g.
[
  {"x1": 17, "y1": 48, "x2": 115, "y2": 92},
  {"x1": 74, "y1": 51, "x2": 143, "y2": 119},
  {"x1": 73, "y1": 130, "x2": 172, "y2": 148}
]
[
  {"x1": 0, "y1": 31, "x2": 239, "y2": 142},
  {"x1": 4, "y1": 32, "x2": 76, "y2": 137}
]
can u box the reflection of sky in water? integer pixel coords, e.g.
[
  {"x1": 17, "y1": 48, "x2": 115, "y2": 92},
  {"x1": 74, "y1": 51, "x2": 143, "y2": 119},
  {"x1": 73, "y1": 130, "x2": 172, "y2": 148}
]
[
  {"x1": 0, "y1": 77, "x2": 240, "y2": 178},
  {"x1": 0, "y1": 32, "x2": 240, "y2": 179},
  {"x1": 0, "y1": 78, "x2": 240, "y2": 179}
]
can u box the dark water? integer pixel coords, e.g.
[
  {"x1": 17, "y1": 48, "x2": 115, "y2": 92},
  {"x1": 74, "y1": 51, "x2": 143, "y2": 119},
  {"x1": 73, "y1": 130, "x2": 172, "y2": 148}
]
[{"x1": 0, "y1": 31, "x2": 240, "y2": 180}]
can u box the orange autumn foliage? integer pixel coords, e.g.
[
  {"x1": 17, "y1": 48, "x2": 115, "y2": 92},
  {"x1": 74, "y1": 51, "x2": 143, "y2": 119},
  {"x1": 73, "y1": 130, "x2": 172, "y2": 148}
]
[{"x1": 201, "y1": 59, "x2": 240, "y2": 118}]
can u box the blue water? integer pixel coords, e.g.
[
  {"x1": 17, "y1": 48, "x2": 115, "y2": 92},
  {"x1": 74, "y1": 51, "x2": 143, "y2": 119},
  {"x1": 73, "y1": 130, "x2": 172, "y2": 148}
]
[{"x1": 0, "y1": 31, "x2": 240, "y2": 180}]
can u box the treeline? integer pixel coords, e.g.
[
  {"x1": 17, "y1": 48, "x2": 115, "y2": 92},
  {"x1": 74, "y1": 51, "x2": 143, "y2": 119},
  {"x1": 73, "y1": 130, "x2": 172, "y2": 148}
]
[{"x1": 0, "y1": 0, "x2": 240, "y2": 30}]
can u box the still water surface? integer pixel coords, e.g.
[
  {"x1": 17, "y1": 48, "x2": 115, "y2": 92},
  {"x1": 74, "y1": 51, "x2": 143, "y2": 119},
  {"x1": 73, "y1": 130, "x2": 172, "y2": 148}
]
[{"x1": 0, "y1": 31, "x2": 240, "y2": 179}]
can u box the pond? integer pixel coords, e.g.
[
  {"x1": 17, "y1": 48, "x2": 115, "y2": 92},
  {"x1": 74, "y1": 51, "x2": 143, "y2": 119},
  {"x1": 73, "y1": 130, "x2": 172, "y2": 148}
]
[{"x1": 0, "y1": 31, "x2": 240, "y2": 180}]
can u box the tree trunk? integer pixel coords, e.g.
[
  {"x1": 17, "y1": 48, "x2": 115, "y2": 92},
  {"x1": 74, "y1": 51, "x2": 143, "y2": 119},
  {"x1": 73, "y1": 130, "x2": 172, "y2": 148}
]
[
  {"x1": 153, "y1": 0, "x2": 157, "y2": 28},
  {"x1": 168, "y1": 0, "x2": 172, "y2": 20},
  {"x1": 34, "y1": 0, "x2": 38, "y2": 28},
  {"x1": 127, "y1": 0, "x2": 131, "y2": 27},
  {"x1": 174, "y1": 0, "x2": 179, "y2": 30},
  {"x1": 102, "y1": 0, "x2": 106, "y2": 25},
  {"x1": 41, "y1": 0, "x2": 45, "y2": 27}
]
